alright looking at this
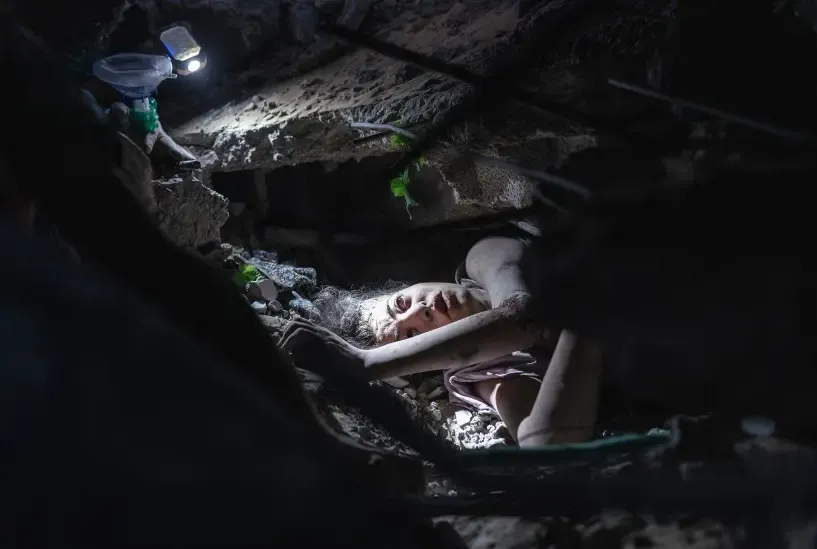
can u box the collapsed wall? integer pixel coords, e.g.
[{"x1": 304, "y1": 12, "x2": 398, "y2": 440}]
[
  {"x1": 43, "y1": 0, "x2": 667, "y2": 245},
  {"x1": 168, "y1": 0, "x2": 667, "y2": 226}
]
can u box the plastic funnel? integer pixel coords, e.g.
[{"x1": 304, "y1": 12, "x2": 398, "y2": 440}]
[{"x1": 93, "y1": 53, "x2": 175, "y2": 99}]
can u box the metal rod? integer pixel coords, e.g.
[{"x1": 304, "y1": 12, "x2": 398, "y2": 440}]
[
  {"x1": 350, "y1": 122, "x2": 418, "y2": 140},
  {"x1": 353, "y1": 121, "x2": 590, "y2": 203},
  {"x1": 324, "y1": 0, "x2": 609, "y2": 187},
  {"x1": 324, "y1": 22, "x2": 596, "y2": 124},
  {"x1": 472, "y1": 154, "x2": 592, "y2": 198},
  {"x1": 531, "y1": 189, "x2": 567, "y2": 213},
  {"x1": 324, "y1": 21, "x2": 650, "y2": 150},
  {"x1": 608, "y1": 78, "x2": 817, "y2": 144}
]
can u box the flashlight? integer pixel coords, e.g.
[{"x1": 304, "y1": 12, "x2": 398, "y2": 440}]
[{"x1": 160, "y1": 24, "x2": 206, "y2": 76}]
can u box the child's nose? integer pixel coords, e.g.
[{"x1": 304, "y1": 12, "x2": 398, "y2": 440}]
[{"x1": 403, "y1": 302, "x2": 433, "y2": 325}]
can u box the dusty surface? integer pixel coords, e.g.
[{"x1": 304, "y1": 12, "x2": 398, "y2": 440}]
[{"x1": 172, "y1": 0, "x2": 523, "y2": 168}]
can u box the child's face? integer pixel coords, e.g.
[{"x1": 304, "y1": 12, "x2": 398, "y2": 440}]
[{"x1": 366, "y1": 282, "x2": 489, "y2": 344}]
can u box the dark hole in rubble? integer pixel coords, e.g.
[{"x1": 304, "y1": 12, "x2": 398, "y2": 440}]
[
  {"x1": 213, "y1": 153, "x2": 462, "y2": 232},
  {"x1": 211, "y1": 170, "x2": 257, "y2": 204},
  {"x1": 212, "y1": 154, "x2": 500, "y2": 286}
]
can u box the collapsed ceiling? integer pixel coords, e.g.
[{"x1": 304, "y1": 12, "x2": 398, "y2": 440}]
[
  {"x1": 15, "y1": 0, "x2": 817, "y2": 214},
  {"x1": 15, "y1": 0, "x2": 677, "y2": 239}
]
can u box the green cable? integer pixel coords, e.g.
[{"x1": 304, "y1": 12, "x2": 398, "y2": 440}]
[{"x1": 457, "y1": 429, "x2": 673, "y2": 468}]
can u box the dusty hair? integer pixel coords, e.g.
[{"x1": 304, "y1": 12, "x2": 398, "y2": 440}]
[{"x1": 310, "y1": 281, "x2": 408, "y2": 348}]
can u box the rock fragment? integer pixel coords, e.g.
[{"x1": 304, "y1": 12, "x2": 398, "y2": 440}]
[{"x1": 153, "y1": 173, "x2": 229, "y2": 248}]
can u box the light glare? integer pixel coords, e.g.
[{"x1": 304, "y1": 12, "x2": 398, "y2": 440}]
[{"x1": 187, "y1": 59, "x2": 201, "y2": 72}]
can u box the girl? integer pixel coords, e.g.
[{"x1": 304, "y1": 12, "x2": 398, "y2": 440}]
[{"x1": 281, "y1": 236, "x2": 603, "y2": 447}]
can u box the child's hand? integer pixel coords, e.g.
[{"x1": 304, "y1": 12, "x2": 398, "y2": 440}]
[{"x1": 280, "y1": 319, "x2": 367, "y2": 374}]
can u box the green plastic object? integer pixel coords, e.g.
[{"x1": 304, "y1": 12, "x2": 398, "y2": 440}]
[
  {"x1": 390, "y1": 176, "x2": 409, "y2": 198},
  {"x1": 240, "y1": 264, "x2": 260, "y2": 283},
  {"x1": 130, "y1": 97, "x2": 159, "y2": 133},
  {"x1": 390, "y1": 173, "x2": 419, "y2": 214}
]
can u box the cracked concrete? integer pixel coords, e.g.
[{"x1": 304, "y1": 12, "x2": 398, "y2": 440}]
[
  {"x1": 23, "y1": 0, "x2": 667, "y2": 220},
  {"x1": 167, "y1": 0, "x2": 602, "y2": 215},
  {"x1": 172, "y1": 0, "x2": 523, "y2": 170},
  {"x1": 167, "y1": 0, "x2": 663, "y2": 215}
]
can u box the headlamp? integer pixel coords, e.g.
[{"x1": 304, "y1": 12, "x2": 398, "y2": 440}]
[{"x1": 159, "y1": 24, "x2": 206, "y2": 76}]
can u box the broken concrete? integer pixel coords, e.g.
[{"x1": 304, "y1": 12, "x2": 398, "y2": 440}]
[
  {"x1": 153, "y1": 173, "x2": 229, "y2": 248},
  {"x1": 167, "y1": 0, "x2": 667, "y2": 217},
  {"x1": 171, "y1": 0, "x2": 523, "y2": 169},
  {"x1": 23, "y1": 0, "x2": 669, "y2": 223},
  {"x1": 169, "y1": 0, "x2": 540, "y2": 216}
]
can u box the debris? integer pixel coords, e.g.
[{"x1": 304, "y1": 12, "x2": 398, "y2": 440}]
[
  {"x1": 741, "y1": 416, "x2": 776, "y2": 437},
  {"x1": 236, "y1": 249, "x2": 317, "y2": 293},
  {"x1": 247, "y1": 278, "x2": 278, "y2": 302},
  {"x1": 454, "y1": 410, "x2": 472, "y2": 426},
  {"x1": 258, "y1": 314, "x2": 288, "y2": 335},
  {"x1": 384, "y1": 377, "x2": 411, "y2": 389},
  {"x1": 250, "y1": 300, "x2": 267, "y2": 314},
  {"x1": 418, "y1": 376, "x2": 445, "y2": 398},
  {"x1": 153, "y1": 173, "x2": 229, "y2": 248},
  {"x1": 202, "y1": 243, "x2": 233, "y2": 263},
  {"x1": 289, "y1": 292, "x2": 321, "y2": 317},
  {"x1": 296, "y1": 368, "x2": 325, "y2": 393},
  {"x1": 257, "y1": 279, "x2": 278, "y2": 301},
  {"x1": 246, "y1": 282, "x2": 264, "y2": 301}
]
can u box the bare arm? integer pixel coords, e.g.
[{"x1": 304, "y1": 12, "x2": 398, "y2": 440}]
[
  {"x1": 363, "y1": 303, "x2": 542, "y2": 379},
  {"x1": 363, "y1": 237, "x2": 542, "y2": 379},
  {"x1": 518, "y1": 330, "x2": 603, "y2": 446}
]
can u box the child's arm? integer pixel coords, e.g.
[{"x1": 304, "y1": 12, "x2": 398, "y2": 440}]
[
  {"x1": 517, "y1": 330, "x2": 603, "y2": 446},
  {"x1": 363, "y1": 301, "x2": 543, "y2": 379},
  {"x1": 363, "y1": 237, "x2": 542, "y2": 379}
]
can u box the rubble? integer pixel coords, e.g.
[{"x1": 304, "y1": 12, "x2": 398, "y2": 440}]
[
  {"x1": 27, "y1": 0, "x2": 816, "y2": 545},
  {"x1": 36, "y1": 0, "x2": 671, "y2": 229},
  {"x1": 152, "y1": 173, "x2": 229, "y2": 248},
  {"x1": 217, "y1": 244, "x2": 513, "y2": 453},
  {"x1": 168, "y1": 0, "x2": 646, "y2": 219},
  {"x1": 235, "y1": 248, "x2": 318, "y2": 293},
  {"x1": 170, "y1": 244, "x2": 816, "y2": 549}
]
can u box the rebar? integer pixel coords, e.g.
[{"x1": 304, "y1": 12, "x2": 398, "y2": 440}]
[{"x1": 608, "y1": 78, "x2": 817, "y2": 145}]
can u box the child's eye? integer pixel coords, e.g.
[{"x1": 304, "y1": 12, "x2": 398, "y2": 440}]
[{"x1": 395, "y1": 295, "x2": 409, "y2": 312}]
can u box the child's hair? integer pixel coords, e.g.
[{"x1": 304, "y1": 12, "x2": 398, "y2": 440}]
[{"x1": 310, "y1": 281, "x2": 408, "y2": 348}]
